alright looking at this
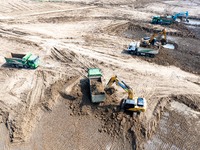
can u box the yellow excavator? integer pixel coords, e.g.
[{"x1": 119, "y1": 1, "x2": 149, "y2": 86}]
[
  {"x1": 140, "y1": 28, "x2": 167, "y2": 47},
  {"x1": 104, "y1": 76, "x2": 147, "y2": 114}
]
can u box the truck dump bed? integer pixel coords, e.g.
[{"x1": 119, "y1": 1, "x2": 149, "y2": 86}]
[
  {"x1": 4, "y1": 52, "x2": 39, "y2": 69},
  {"x1": 11, "y1": 53, "x2": 26, "y2": 58},
  {"x1": 90, "y1": 78, "x2": 104, "y2": 95},
  {"x1": 88, "y1": 68, "x2": 106, "y2": 103}
]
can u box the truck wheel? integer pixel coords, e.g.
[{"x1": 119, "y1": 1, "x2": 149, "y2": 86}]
[
  {"x1": 120, "y1": 99, "x2": 125, "y2": 110},
  {"x1": 137, "y1": 111, "x2": 141, "y2": 115},
  {"x1": 24, "y1": 65, "x2": 28, "y2": 69},
  {"x1": 15, "y1": 64, "x2": 19, "y2": 68},
  {"x1": 149, "y1": 54, "x2": 155, "y2": 58}
]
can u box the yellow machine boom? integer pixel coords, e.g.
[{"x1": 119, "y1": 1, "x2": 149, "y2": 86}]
[
  {"x1": 105, "y1": 75, "x2": 134, "y2": 99},
  {"x1": 141, "y1": 28, "x2": 167, "y2": 47}
]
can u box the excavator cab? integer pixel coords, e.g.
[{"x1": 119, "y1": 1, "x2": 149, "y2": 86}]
[{"x1": 121, "y1": 98, "x2": 146, "y2": 113}]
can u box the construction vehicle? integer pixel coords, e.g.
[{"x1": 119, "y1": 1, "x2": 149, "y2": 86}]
[
  {"x1": 126, "y1": 29, "x2": 172, "y2": 57},
  {"x1": 104, "y1": 76, "x2": 146, "y2": 113},
  {"x1": 140, "y1": 28, "x2": 167, "y2": 47},
  {"x1": 4, "y1": 52, "x2": 39, "y2": 69},
  {"x1": 152, "y1": 11, "x2": 189, "y2": 25},
  {"x1": 88, "y1": 68, "x2": 106, "y2": 103},
  {"x1": 126, "y1": 41, "x2": 159, "y2": 57}
]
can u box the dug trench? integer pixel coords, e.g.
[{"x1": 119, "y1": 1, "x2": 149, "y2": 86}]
[
  {"x1": 144, "y1": 94, "x2": 200, "y2": 150},
  {"x1": 104, "y1": 22, "x2": 200, "y2": 74}
]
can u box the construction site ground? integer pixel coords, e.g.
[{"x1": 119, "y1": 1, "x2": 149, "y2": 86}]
[{"x1": 0, "y1": 0, "x2": 200, "y2": 150}]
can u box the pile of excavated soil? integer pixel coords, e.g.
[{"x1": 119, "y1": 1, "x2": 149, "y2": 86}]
[
  {"x1": 90, "y1": 79, "x2": 105, "y2": 95},
  {"x1": 171, "y1": 94, "x2": 200, "y2": 111},
  {"x1": 61, "y1": 78, "x2": 152, "y2": 149}
]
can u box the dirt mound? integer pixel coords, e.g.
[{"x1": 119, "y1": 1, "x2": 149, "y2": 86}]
[
  {"x1": 105, "y1": 22, "x2": 196, "y2": 39},
  {"x1": 169, "y1": 23, "x2": 196, "y2": 38},
  {"x1": 4, "y1": 72, "x2": 80, "y2": 143},
  {"x1": 145, "y1": 94, "x2": 200, "y2": 149},
  {"x1": 90, "y1": 80, "x2": 104, "y2": 95},
  {"x1": 171, "y1": 94, "x2": 200, "y2": 111},
  {"x1": 60, "y1": 78, "x2": 171, "y2": 149}
]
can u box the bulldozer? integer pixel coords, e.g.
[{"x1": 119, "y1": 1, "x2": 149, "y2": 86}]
[{"x1": 104, "y1": 76, "x2": 147, "y2": 114}]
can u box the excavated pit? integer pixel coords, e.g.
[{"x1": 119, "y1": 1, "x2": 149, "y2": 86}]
[
  {"x1": 104, "y1": 22, "x2": 200, "y2": 74},
  {"x1": 145, "y1": 94, "x2": 200, "y2": 150}
]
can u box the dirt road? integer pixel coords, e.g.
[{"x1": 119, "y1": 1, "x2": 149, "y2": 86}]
[{"x1": 0, "y1": 0, "x2": 200, "y2": 149}]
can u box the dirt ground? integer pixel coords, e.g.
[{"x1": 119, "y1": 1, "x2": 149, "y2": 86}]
[{"x1": 0, "y1": 0, "x2": 200, "y2": 150}]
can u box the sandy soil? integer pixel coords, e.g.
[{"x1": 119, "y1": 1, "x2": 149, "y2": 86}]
[{"x1": 0, "y1": 0, "x2": 199, "y2": 150}]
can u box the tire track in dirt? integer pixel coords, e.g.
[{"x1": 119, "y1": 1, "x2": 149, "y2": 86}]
[
  {"x1": 53, "y1": 42, "x2": 199, "y2": 80},
  {"x1": 0, "y1": 1, "x2": 199, "y2": 149},
  {"x1": 145, "y1": 98, "x2": 200, "y2": 150}
]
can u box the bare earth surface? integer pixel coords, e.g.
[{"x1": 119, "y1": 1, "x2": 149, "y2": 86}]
[{"x1": 0, "y1": 0, "x2": 200, "y2": 150}]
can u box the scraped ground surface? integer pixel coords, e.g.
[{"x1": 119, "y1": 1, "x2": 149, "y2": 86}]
[{"x1": 0, "y1": 0, "x2": 200, "y2": 150}]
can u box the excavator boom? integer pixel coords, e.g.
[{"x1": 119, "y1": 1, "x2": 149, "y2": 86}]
[{"x1": 105, "y1": 76, "x2": 134, "y2": 99}]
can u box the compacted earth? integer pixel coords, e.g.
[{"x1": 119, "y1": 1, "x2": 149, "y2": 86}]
[{"x1": 0, "y1": 0, "x2": 199, "y2": 150}]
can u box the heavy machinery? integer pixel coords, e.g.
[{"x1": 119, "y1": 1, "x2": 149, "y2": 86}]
[
  {"x1": 104, "y1": 76, "x2": 146, "y2": 113},
  {"x1": 88, "y1": 68, "x2": 106, "y2": 103},
  {"x1": 126, "y1": 29, "x2": 166, "y2": 57},
  {"x1": 4, "y1": 52, "x2": 39, "y2": 69},
  {"x1": 140, "y1": 28, "x2": 167, "y2": 47},
  {"x1": 126, "y1": 41, "x2": 159, "y2": 57},
  {"x1": 152, "y1": 11, "x2": 189, "y2": 25}
]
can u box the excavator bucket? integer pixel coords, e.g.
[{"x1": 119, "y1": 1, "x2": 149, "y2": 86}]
[{"x1": 104, "y1": 87, "x2": 116, "y2": 95}]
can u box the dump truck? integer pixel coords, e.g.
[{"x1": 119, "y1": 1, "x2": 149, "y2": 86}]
[
  {"x1": 5, "y1": 52, "x2": 39, "y2": 69},
  {"x1": 88, "y1": 68, "x2": 106, "y2": 103},
  {"x1": 126, "y1": 42, "x2": 159, "y2": 57},
  {"x1": 152, "y1": 11, "x2": 189, "y2": 25}
]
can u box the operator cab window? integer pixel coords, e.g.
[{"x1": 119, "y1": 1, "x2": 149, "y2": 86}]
[
  {"x1": 124, "y1": 99, "x2": 135, "y2": 109},
  {"x1": 124, "y1": 104, "x2": 135, "y2": 109},
  {"x1": 137, "y1": 98, "x2": 144, "y2": 107},
  {"x1": 144, "y1": 37, "x2": 150, "y2": 40}
]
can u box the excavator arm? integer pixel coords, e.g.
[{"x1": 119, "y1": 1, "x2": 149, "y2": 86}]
[
  {"x1": 105, "y1": 76, "x2": 134, "y2": 99},
  {"x1": 149, "y1": 33, "x2": 157, "y2": 44},
  {"x1": 173, "y1": 11, "x2": 189, "y2": 22},
  {"x1": 147, "y1": 28, "x2": 167, "y2": 45},
  {"x1": 158, "y1": 28, "x2": 167, "y2": 45}
]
